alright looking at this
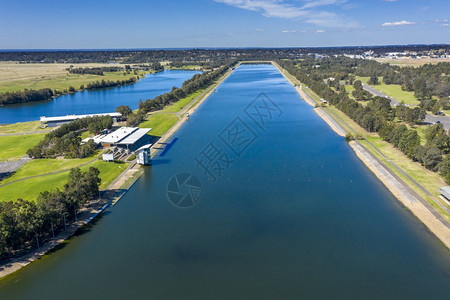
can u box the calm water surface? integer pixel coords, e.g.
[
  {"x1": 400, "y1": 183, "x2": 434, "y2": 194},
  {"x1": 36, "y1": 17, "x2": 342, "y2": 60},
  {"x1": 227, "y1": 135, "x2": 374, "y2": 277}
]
[
  {"x1": 0, "y1": 69, "x2": 200, "y2": 124},
  {"x1": 0, "y1": 64, "x2": 449, "y2": 299}
]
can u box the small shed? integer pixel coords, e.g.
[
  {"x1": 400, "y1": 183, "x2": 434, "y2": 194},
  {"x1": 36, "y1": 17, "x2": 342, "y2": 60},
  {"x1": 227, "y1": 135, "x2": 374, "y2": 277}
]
[{"x1": 439, "y1": 186, "x2": 450, "y2": 201}]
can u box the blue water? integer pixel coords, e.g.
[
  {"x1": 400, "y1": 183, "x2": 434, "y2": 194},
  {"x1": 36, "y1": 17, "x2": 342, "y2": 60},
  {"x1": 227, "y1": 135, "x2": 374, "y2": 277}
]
[
  {"x1": 0, "y1": 70, "x2": 201, "y2": 124},
  {"x1": 0, "y1": 64, "x2": 449, "y2": 299}
]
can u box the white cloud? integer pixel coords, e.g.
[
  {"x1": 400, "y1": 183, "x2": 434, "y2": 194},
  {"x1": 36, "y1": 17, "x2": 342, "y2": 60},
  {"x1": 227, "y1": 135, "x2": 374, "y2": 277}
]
[
  {"x1": 382, "y1": 20, "x2": 416, "y2": 26},
  {"x1": 316, "y1": 29, "x2": 325, "y2": 33},
  {"x1": 380, "y1": 0, "x2": 398, "y2": 2},
  {"x1": 214, "y1": 0, "x2": 359, "y2": 28},
  {"x1": 282, "y1": 30, "x2": 297, "y2": 33},
  {"x1": 442, "y1": 24, "x2": 450, "y2": 27}
]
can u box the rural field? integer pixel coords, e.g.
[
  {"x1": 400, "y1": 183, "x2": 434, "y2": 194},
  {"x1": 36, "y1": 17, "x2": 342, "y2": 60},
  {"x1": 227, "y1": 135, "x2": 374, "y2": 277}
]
[
  {"x1": 0, "y1": 62, "x2": 148, "y2": 93},
  {"x1": 376, "y1": 58, "x2": 450, "y2": 67}
]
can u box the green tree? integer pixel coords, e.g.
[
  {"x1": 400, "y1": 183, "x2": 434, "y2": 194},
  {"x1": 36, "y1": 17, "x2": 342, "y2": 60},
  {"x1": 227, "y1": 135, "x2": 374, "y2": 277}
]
[
  {"x1": 115, "y1": 105, "x2": 132, "y2": 117},
  {"x1": 368, "y1": 75, "x2": 379, "y2": 85}
]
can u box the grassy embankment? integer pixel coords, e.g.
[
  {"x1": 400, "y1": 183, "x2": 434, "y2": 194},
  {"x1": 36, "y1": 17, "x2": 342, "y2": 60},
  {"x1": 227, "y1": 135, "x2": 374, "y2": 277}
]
[
  {"x1": 0, "y1": 62, "x2": 149, "y2": 93},
  {"x1": 0, "y1": 122, "x2": 127, "y2": 202},
  {"x1": 300, "y1": 83, "x2": 449, "y2": 220}
]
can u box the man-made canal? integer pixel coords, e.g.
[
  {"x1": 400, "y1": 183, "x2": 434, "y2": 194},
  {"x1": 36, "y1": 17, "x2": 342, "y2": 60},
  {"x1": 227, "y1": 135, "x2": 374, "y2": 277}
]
[
  {"x1": 0, "y1": 69, "x2": 200, "y2": 124},
  {"x1": 0, "y1": 64, "x2": 449, "y2": 299}
]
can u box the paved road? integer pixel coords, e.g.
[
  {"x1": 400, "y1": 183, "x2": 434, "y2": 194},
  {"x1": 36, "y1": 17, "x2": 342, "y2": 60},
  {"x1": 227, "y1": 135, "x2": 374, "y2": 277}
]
[
  {"x1": 425, "y1": 114, "x2": 450, "y2": 130},
  {"x1": 362, "y1": 83, "x2": 400, "y2": 106},
  {"x1": 363, "y1": 83, "x2": 450, "y2": 130}
]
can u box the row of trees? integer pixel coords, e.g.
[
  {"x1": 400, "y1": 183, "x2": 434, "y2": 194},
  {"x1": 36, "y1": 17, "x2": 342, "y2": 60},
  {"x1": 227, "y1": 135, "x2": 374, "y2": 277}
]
[
  {"x1": 139, "y1": 61, "x2": 235, "y2": 113},
  {"x1": 84, "y1": 77, "x2": 137, "y2": 90},
  {"x1": 27, "y1": 116, "x2": 113, "y2": 159},
  {"x1": 66, "y1": 66, "x2": 122, "y2": 75},
  {"x1": 0, "y1": 88, "x2": 54, "y2": 105},
  {"x1": 0, "y1": 167, "x2": 101, "y2": 257},
  {"x1": 277, "y1": 59, "x2": 450, "y2": 183}
]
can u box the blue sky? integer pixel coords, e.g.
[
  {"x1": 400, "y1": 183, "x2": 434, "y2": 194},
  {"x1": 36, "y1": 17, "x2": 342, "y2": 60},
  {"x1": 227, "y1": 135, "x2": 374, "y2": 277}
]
[{"x1": 0, "y1": 0, "x2": 448, "y2": 49}]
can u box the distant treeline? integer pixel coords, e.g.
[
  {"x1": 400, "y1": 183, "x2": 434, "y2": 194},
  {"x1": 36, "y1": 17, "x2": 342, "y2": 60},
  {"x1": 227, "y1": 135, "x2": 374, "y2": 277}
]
[
  {"x1": 0, "y1": 45, "x2": 448, "y2": 63},
  {"x1": 66, "y1": 66, "x2": 123, "y2": 75},
  {"x1": 0, "y1": 167, "x2": 101, "y2": 257},
  {"x1": 0, "y1": 88, "x2": 53, "y2": 106},
  {"x1": 27, "y1": 116, "x2": 113, "y2": 159},
  {"x1": 278, "y1": 59, "x2": 450, "y2": 182}
]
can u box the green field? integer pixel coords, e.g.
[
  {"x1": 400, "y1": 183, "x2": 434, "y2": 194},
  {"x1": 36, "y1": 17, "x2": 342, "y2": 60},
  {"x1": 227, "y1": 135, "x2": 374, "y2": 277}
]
[
  {"x1": 0, "y1": 154, "x2": 98, "y2": 185},
  {"x1": 139, "y1": 114, "x2": 179, "y2": 137},
  {"x1": 0, "y1": 134, "x2": 45, "y2": 161},
  {"x1": 356, "y1": 76, "x2": 420, "y2": 106},
  {"x1": 0, "y1": 160, "x2": 127, "y2": 202},
  {"x1": 0, "y1": 121, "x2": 50, "y2": 134},
  {"x1": 162, "y1": 89, "x2": 205, "y2": 113}
]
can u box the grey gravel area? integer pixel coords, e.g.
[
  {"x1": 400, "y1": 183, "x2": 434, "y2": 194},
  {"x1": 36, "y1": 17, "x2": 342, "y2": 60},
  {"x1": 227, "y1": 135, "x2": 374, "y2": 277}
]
[{"x1": 0, "y1": 156, "x2": 30, "y2": 180}]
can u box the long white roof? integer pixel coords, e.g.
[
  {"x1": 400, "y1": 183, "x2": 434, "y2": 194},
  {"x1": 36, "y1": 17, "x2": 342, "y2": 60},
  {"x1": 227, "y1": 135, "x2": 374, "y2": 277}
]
[
  {"x1": 85, "y1": 127, "x2": 152, "y2": 145},
  {"x1": 120, "y1": 128, "x2": 151, "y2": 145},
  {"x1": 100, "y1": 127, "x2": 138, "y2": 144},
  {"x1": 40, "y1": 112, "x2": 122, "y2": 123}
]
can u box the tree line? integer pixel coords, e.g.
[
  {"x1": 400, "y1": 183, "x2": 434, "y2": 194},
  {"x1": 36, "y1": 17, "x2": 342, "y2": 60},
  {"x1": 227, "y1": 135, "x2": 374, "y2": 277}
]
[
  {"x1": 138, "y1": 61, "x2": 235, "y2": 114},
  {"x1": 66, "y1": 66, "x2": 123, "y2": 75},
  {"x1": 0, "y1": 88, "x2": 54, "y2": 106},
  {"x1": 27, "y1": 116, "x2": 113, "y2": 159},
  {"x1": 0, "y1": 167, "x2": 101, "y2": 257},
  {"x1": 277, "y1": 59, "x2": 450, "y2": 183},
  {"x1": 83, "y1": 77, "x2": 137, "y2": 90}
]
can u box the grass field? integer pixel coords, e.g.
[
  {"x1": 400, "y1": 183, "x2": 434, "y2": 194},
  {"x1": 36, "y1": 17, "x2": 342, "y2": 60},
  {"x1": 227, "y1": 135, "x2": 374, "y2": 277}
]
[
  {"x1": 0, "y1": 121, "x2": 51, "y2": 134},
  {"x1": 139, "y1": 114, "x2": 179, "y2": 137},
  {"x1": 362, "y1": 137, "x2": 449, "y2": 220},
  {"x1": 0, "y1": 153, "x2": 99, "y2": 185},
  {"x1": 0, "y1": 62, "x2": 149, "y2": 93},
  {"x1": 0, "y1": 159, "x2": 127, "y2": 202},
  {"x1": 162, "y1": 89, "x2": 205, "y2": 113},
  {"x1": 356, "y1": 76, "x2": 420, "y2": 106},
  {"x1": 0, "y1": 134, "x2": 45, "y2": 161}
]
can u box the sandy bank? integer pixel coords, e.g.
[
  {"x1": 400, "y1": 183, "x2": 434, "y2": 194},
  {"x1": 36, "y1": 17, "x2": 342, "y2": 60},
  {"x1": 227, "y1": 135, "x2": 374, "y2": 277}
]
[
  {"x1": 314, "y1": 108, "x2": 346, "y2": 137},
  {"x1": 350, "y1": 141, "x2": 450, "y2": 249}
]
